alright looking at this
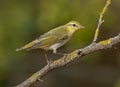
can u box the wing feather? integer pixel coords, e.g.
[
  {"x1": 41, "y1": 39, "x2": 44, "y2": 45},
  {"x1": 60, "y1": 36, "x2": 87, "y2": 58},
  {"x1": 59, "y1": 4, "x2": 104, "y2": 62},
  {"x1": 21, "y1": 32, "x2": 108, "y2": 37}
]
[
  {"x1": 27, "y1": 35, "x2": 57, "y2": 50},
  {"x1": 16, "y1": 26, "x2": 69, "y2": 51}
]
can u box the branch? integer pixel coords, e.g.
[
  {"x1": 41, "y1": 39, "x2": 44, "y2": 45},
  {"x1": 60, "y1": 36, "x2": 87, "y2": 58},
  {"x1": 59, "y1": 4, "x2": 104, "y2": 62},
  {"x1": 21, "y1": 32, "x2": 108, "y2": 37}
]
[
  {"x1": 16, "y1": 33, "x2": 120, "y2": 87},
  {"x1": 16, "y1": 0, "x2": 120, "y2": 87},
  {"x1": 93, "y1": 0, "x2": 111, "y2": 42}
]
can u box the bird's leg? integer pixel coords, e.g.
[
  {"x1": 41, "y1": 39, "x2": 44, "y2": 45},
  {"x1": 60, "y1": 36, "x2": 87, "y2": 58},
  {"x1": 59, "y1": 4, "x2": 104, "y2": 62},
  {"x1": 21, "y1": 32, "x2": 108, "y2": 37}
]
[
  {"x1": 57, "y1": 52, "x2": 68, "y2": 62},
  {"x1": 43, "y1": 51, "x2": 51, "y2": 69},
  {"x1": 53, "y1": 49, "x2": 67, "y2": 61},
  {"x1": 54, "y1": 49, "x2": 67, "y2": 56},
  {"x1": 53, "y1": 49, "x2": 57, "y2": 54}
]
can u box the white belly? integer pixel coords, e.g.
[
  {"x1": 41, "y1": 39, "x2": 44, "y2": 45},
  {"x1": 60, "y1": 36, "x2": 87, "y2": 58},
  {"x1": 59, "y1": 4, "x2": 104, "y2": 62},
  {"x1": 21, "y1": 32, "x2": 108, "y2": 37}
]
[
  {"x1": 49, "y1": 43, "x2": 62, "y2": 50},
  {"x1": 49, "y1": 38, "x2": 70, "y2": 50}
]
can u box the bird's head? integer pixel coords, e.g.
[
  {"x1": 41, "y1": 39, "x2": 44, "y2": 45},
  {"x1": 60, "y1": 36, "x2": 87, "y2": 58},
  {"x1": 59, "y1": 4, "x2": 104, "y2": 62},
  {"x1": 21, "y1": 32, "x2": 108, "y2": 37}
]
[
  {"x1": 66, "y1": 21, "x2": 85, "y2": 29},
  {"x1": 65, "y1": 21, "x2": 85, "y2": 35}
]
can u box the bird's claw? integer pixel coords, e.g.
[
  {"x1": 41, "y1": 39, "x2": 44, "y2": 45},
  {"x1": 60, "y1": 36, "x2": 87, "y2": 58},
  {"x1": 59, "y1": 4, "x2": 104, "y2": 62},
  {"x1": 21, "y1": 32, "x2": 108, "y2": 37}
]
[
  {"x1": 63, "y1": 54, "x2": 68, "y2": 61},
  {"x1": 47, "y1": 59, "x2": 52, "y2": 69}
]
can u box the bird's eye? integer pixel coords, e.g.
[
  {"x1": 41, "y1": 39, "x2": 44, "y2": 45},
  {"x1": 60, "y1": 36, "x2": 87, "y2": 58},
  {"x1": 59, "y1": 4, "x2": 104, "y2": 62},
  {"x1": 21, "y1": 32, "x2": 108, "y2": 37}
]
[{"x1": 73, "y1": 24, "x2": 76, "y2": 27}]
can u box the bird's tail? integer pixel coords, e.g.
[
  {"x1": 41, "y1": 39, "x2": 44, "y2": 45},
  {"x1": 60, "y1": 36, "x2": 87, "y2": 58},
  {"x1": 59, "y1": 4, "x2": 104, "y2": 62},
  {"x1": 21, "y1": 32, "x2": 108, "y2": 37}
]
[
  {"x1": 16, "y1": 47, "x2": 25, "y2": 51},
  {"x1": 16, "y1": 40, "x2": 38, "y2": 51}
]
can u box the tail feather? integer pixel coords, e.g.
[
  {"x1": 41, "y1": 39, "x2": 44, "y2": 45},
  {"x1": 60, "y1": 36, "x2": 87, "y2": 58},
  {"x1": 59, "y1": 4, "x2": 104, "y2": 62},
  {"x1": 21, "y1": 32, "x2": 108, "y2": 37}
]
[
  {"x1": 26, "y1": 47, "x2": 35, "y2": 51},
  {"x1": 16, "y1": 39, "x2": 39, "y2": 51},
  {"x1": 16, "y1": 47, "x2": 24, "y2": 51}
]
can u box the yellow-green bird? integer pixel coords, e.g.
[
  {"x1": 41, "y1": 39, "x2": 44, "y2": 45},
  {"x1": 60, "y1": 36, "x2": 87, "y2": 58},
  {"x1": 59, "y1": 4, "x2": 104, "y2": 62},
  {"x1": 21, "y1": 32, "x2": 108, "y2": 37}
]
[{"x1": 16, "y1": 21, "x2": 85, "y2": 54}]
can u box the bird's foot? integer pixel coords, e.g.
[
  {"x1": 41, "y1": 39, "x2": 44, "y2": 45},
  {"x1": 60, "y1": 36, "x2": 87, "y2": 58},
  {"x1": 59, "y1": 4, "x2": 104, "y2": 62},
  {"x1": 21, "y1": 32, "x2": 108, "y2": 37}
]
[
  {"x1": 46, "y1": 59, "x2": 52, "y2": 69},
  {"x1": 44, "y1": 52, "x2": 52, "y2": 69},
  {"x1": 55, "y1": 52, "x2": 68, "y2": 61},
  {"x1": 63, "y1": 54, "x2": 68, "y2": 61}
]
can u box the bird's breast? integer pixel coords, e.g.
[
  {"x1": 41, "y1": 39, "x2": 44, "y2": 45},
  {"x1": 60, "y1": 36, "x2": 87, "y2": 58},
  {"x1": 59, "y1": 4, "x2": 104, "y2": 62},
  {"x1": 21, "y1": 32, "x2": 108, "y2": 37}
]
[
  {"x1": 49, "y1": 43, "x2": 61, "y2": 50},
  {"x1": 49, "y1": 38, "x2": 70, "y2": 50}
]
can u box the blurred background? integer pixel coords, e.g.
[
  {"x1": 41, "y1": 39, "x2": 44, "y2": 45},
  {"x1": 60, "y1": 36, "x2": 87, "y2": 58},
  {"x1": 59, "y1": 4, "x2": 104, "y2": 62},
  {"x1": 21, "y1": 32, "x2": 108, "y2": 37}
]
[{"x1": 0, "y1": 0, "x2": 120, "y2": 87}]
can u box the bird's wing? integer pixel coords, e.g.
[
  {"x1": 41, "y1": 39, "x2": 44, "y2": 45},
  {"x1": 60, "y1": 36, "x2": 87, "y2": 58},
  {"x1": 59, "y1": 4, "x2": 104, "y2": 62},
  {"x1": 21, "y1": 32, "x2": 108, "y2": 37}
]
[
  {"x1": 16, "y1": 27, "x2": 69, "y2": 51},
  {"x1": 28, "y1": 29, "x2": 69, "y2": 50},
  {"x1": 51, "y1": 28, "x2": 69, "y2": 43},
  {"x1": 26, "y1": 34, "x2": 57, "y2": 50},
  {"x1": 16, "y1": 32, "x2": 57, "y2": 51},
  {"x1": 55, "y1": 34, "x2": 69, "y2": 43}
]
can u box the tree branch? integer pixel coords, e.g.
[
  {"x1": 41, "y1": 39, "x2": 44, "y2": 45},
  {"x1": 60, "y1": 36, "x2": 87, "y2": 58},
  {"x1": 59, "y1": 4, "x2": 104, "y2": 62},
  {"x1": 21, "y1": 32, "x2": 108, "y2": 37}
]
[
  {"x1": 16, "y1": 33, "x2": 120, "y2": 87},
  {"x1": 16, "y1": 0, "x2": 120, "y2": 87},
  {"x1": 93, "y1": 0, "x2": 111, "y2": 42}
]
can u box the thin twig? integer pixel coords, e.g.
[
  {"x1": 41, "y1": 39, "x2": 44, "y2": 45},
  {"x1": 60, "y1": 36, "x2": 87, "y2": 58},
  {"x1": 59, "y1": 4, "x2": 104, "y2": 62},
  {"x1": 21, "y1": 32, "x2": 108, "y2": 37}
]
[{"x1": 93, "y1": 0, "x2": 111, "y2": 42}]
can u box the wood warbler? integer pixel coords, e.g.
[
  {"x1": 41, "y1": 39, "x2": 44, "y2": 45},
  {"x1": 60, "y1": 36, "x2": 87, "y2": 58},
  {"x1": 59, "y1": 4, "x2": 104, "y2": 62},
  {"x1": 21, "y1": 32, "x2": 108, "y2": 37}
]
[{"x1": 16, "y1": 21, "x2": 85, "y2": 54}]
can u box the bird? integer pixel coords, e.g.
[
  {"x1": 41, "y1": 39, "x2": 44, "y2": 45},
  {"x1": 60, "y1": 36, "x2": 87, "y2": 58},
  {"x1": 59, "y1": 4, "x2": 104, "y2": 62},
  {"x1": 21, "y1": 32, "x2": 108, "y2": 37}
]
[{"x1": 16, "y1": 21, "x2": 85, "y2": 54}]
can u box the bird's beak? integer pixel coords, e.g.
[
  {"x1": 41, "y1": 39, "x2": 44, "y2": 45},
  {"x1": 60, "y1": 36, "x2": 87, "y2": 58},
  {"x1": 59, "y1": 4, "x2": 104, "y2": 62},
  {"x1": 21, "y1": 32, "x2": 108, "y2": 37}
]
[{"x1": 80, "y1": 25, "x2": 85, "y2": 29}]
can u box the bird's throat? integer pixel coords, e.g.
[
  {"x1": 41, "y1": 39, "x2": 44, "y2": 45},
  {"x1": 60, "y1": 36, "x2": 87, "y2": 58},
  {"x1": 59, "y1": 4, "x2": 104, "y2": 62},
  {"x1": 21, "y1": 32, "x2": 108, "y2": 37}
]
[{"x1": 67, "y1": 28, "x2": 77, "y2": 36}]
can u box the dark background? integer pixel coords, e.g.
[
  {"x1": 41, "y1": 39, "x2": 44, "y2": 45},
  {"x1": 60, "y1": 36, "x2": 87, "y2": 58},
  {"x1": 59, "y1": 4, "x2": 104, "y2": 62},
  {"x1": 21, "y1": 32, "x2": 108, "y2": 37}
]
[{"x1": 0, "y1": 0, "x2": 120, "y2": 87}]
